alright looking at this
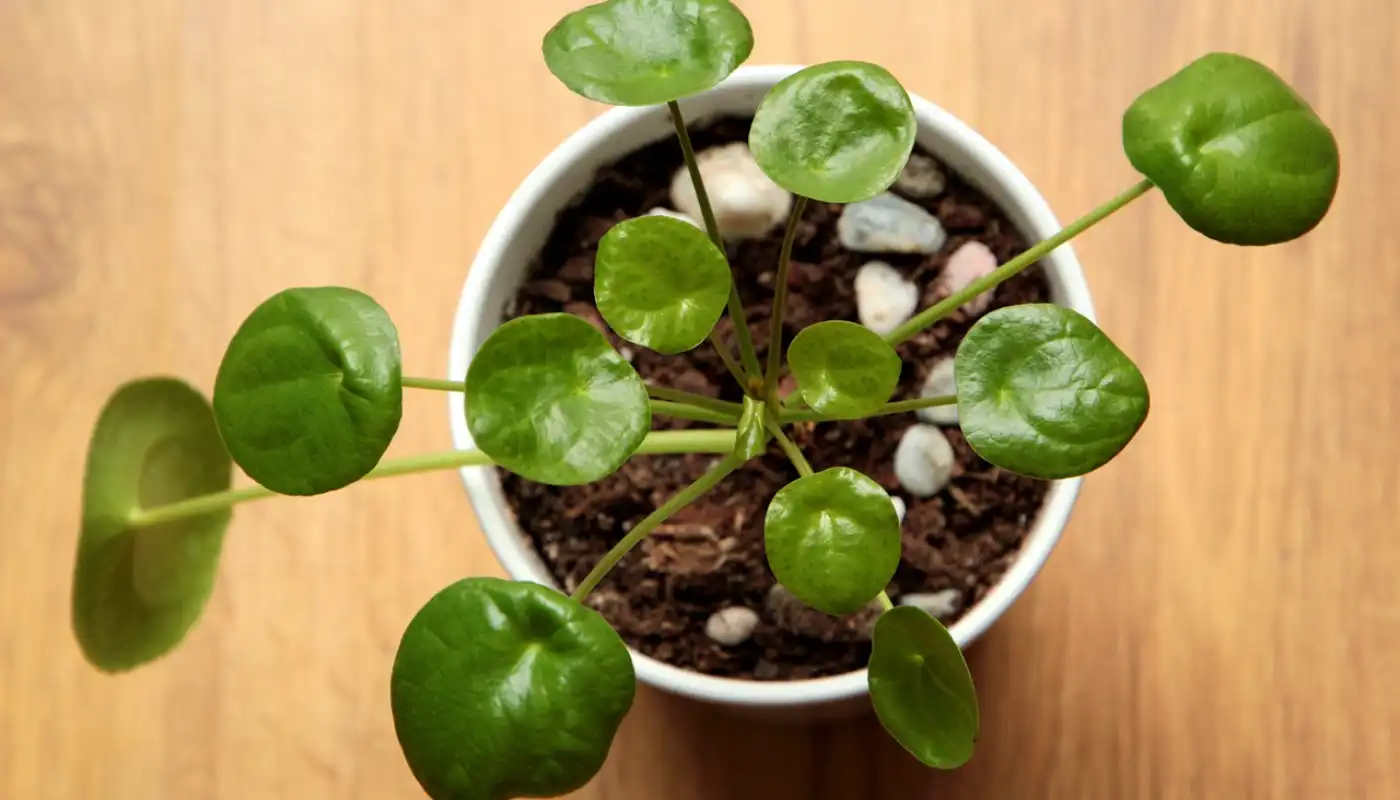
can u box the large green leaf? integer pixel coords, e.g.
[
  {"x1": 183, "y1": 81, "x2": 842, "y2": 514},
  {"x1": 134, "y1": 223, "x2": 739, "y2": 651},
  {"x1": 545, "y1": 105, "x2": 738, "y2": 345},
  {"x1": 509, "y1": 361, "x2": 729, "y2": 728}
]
[
  {"x1": 213, "y1": 286, "x2": 402, "y2": 496},
  {"x1": 391, "y1": 578, "x2": 636, "y2": 800},
  {"x1": 955, "y1": 304, "x2": 1149, "y2": 479},
  {"x1": 594, "y1": 215, "x2": 732, "y2": 354},
  {"x1": 788, "y1": 320, "x2": 902, "y2": 419},
  {"x1": 466, "y1": 313, "x2": 650, "y2": 485},
  {"x1": 749, "y1": 61, "x2": 916, "y2": 203},
  {"x1": 764, "y1": 467, "x2": 900, "y2": 615},
  {"x1": 1123, "y1": 52, "x2": 1339, "y2": 245},
  {"x1": 542, "y1": 0, "x2": 753, "y2": 106},
  {"x1": 869, "y1": 605, "x2": 979, "y2": 769},
  {"x1": 73, "y1": 378, "x2": 232, "y2": 672}
]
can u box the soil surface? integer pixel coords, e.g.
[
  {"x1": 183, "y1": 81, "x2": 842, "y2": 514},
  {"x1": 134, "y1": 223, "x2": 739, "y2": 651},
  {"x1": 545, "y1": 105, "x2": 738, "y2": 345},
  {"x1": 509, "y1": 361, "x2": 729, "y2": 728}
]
[{"x1": 499, "y1": 116, "x2": 1051, "y2": 680}]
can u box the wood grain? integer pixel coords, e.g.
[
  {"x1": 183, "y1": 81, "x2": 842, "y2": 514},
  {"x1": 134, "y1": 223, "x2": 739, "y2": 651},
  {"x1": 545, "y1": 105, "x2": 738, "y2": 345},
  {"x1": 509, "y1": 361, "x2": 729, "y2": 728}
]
[{"x1": 2, "y1": 0, "x2": 1396, "y2": 797}]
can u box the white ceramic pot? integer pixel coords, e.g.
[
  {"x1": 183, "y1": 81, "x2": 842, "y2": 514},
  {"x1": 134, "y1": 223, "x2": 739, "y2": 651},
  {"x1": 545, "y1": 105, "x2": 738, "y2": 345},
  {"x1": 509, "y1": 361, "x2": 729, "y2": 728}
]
[{"x1": 447, "y1": 65, "x2": 1091, "y2": 720}]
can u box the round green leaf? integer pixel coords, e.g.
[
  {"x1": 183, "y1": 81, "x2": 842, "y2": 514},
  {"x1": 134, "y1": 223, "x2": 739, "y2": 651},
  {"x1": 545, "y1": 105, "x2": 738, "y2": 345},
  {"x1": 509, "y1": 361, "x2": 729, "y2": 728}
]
[
  {"x1": 788, "y1": 320, "x2": 902, "y2": 419},
  {"x1": 869, "y1": 606, "x2": 979, "y2": 769},
  {"x1": 594, "y1": 215, "x2": 732, "y2": 354},
  {"x1": 466, "y1": 313, "x2": 650, "y2": 485},
  {"x1": 73, "y1": 378, "x2": 232, "y2": 672},
  {"x1": 213, "y1": 286, "x2": 402, "y2": 496},
  {"x1": 735, "y1": 396, "x2": 770, "y2": 460},
  {"x1": 542, "y1": 0, "x2": 753, "y2": 106},
  {"x1": 750, "y1": 61, "x2": 916, "y2": 203},
  {"x1": 391, "y1": 578, "x2": 636, "y2": 800},
  {"x1": 764, "y1": 467, "x2": 900, "y2": 616},
  {"x1": 955, "y1": 303, "x2": 1149, "y2": 479},
  {"x1": 1123, "y1": 51, "x2": 1339, "y2": 245}
]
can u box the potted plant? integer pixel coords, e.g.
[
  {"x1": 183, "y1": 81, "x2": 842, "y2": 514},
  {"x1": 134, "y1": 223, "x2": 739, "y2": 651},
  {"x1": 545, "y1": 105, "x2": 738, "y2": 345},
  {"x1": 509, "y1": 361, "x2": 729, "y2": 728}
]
[{"x1": 70, "y1": 1, "x2": 1338, "y2": 798}]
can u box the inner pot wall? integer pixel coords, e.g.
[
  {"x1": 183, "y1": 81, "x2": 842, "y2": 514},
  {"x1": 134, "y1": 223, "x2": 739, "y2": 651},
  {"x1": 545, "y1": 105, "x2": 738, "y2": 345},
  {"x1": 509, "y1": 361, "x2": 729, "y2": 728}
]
[{"x1": 448, "y1": 65, "x2": 1092, "y2": 720}]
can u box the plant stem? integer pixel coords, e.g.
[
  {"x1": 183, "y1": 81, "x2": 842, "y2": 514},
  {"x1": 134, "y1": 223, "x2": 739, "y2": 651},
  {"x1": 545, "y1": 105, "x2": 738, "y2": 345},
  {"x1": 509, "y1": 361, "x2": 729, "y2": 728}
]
[
  {"x1": 127, "y1": 429, "x2": 738, "y2": 529},
  {"x1": 649, "y1": 399, "x2": 739, "y2": 425},
  {"x1": 884, "y1": 178, "x2": 1155, "y2": 345},
  {"x1": 763, "y1": 196, "x2": 808, "y2": 402},
  {"x1": 779, "y1": 394, "x2": 956, "y2": 423},
  {"x1": 647, "y1": 384, "x2": 745, "y2": 416},
  {"x1": 876, "y1": 591, "x2": 894, "y2": 612},
  {"x1": 570, "y1": 453, "x2": 744, "y2": 602},
  {"x1": 127, "y1": 448, "x2": 494, "y2": 527},
  {"x1": 402, "y1": 376, "x2": 463, "y2": 392},
  {"x1": 707, "y1": 332, "x2": 749, "y2": 387},
  {"x1": 764, "y1": 415, "x2": 813, "y2": 477},
  {"x1": 668, "y1": 100, "x2": 764, "y2": 384}
]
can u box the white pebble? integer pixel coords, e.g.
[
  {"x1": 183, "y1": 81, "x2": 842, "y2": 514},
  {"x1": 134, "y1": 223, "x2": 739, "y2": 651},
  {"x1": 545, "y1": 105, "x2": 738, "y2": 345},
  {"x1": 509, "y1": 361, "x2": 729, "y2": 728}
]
[
  {"x1": 670, "y1": 143, "x2": 792, "y2": 241},
  {"x1": 837, "y1": 192, "x2": 947, "y2": 254},
  {"x1": 895, "y1": 154, "x2": 947, "y2": 199},
  {"x1": 644, "y1": 207, "x2": 703, "y2": 229},
  {"x1": 705, "y1": 606, "x2": 760, "y2": 646},
  {"x1": 937, "y1": 241, "x2": 999, "y2": 314},
  {"x1": 854, "y1": 261, "x2": 918, "y2": 336},
  {"x1": 890, "y1": 495, "x2": 907, "y2": 523},
  {"x1": 917, "y1": 358, "x2": 959, "y2": 426},
  {"x1": 900, "y1": 589, "x2": 961, "y2": 620},
  {"x1": 894, "y1": 424, "x2": 955, "y2": 497}
]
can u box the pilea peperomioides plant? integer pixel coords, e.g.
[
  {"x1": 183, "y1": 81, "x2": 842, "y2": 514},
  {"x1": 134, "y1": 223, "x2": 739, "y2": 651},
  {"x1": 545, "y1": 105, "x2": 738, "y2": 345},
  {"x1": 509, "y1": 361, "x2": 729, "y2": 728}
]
[{"x1": 71, "y1": 0, "x2": 1339, "y2": 797}]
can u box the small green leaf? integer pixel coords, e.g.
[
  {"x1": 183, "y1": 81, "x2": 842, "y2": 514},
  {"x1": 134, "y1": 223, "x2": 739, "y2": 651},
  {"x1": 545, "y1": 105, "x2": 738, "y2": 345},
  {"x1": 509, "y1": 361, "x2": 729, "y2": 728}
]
[
  {"x1": 73, "y1": 378, "x2": 231, "y2": 672},
  {"x1": 542, "y1": 0, "x2": 753, "y2": 106},
  {"x1": 213, "y1": 286, "x2": 402, "y2": 496},
  {"x1": 764, "y1": 467, "x2": 900, "y2": 615},
  {"x1": 750, "y1": 61, "x2": 916, "y2": 203},
  {"x1": 391, "y1": 578, "x2": 636, "y2": 800},
  {"x1": 788, "y1": 320, "x2": 902, "y2": 419},
  {"x1": 1123, "y1": 52, "x2": 1339, "y2": 245},
  {"x1": 594, "y1": 215, "x2": 733, "y2": 354},
  {"x1": 467, "y1": 313, "x2": 650, "y2": 485},
  {"x1": 955, "y1": 304, "x2": 1149, "y2": 479},
  {"x1": 869, "y1": 606, "x2": 979, "y2": 769},
  {"x1": 735, "y1": 396, "x2": 769, "y2": 459}
]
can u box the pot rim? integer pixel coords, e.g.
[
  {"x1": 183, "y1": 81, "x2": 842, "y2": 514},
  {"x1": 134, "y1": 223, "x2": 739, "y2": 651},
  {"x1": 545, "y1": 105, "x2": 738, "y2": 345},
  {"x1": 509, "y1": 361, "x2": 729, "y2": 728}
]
[{"x1": 447, "y1": 64, "x2": 1091, "y2": 709}]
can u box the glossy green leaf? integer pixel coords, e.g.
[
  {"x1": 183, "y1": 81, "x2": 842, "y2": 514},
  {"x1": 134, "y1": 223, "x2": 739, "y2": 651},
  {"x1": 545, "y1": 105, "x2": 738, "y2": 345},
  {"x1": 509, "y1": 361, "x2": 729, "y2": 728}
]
[
  {"x1": 466, "y1": 313, "x2": 650, "y2": 485},
  {"x1": 542, "y1": 0, "x2": 753, "y2": 106},
  {"x1": 750, "y1": 61, "x2": 916, "y2": 203},
  {"x1": 869, "y1": 606, "x2": 979, "y2": 769},
  {"x1": 391, "y1": 578, "x2": 636, "y2": 800},
  {"x1": 594, "y1": 215, "x2": 732, "y2": 354},
  {"x1": 735, "y1": 396, "x2": 769, "y2": 459},
  {"x1": 955, "y1": 304, "x2": 1149, "y2": 479},
  {"x1": 764, "y1": 467, "x2": 900, "y2": 615},
  {"x1": 73, "y1": 378, "x2": 232, "y2": 672},
  {"x1": 788, "y1": 320, "x2": 902, "y2": 419},
  {"x1": 213, "y1": 286, "x2": 402, "y2": 496},
  {"x1": 1123, "y1": 52, "x2": 1339, "y2": 245}
]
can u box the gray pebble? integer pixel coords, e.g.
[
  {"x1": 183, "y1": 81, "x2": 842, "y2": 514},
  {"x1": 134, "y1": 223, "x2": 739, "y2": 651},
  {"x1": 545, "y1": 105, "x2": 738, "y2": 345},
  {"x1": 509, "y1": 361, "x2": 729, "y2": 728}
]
[
  {"x1": 917, "y1": 357, "x2": 959, "y2": 425},
  {"x1": 895, "y1": 154, "x2": 947, "y2": 198},
  {"x1": 854, "y1": 261, "x2": 919, "y2": 336},
  {"x1": 837, "y1": 192, "x2": 948, "y2": 254},
  {"x1": 899, "y1": 589, "x2": 962, "y2": 620},
  {"x1": 704, "y1": 606, "x2": 760, "y2": 646},
  {"x1": 894, "y1": 424, "x2": 955, "y2": 497}
]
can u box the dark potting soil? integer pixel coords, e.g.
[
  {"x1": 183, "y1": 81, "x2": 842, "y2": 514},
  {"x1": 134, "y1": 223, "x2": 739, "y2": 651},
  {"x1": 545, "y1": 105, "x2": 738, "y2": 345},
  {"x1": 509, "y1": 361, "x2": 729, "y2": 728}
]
[{"x1": 498, "y1": 115, "x2": 1051, "y2": 680}]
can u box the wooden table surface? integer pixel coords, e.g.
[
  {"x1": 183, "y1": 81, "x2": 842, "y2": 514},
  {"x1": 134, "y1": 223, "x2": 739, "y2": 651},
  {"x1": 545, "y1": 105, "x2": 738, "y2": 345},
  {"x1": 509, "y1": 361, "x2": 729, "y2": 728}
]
[{"x1": 3, "y1": 0, "x2": 1397, "y2": 797}]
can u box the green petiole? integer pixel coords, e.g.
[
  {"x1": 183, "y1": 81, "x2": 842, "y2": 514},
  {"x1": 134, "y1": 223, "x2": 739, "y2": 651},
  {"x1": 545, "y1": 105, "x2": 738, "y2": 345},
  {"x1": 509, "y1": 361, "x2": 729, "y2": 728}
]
[
  {"x1": 649, "y1": 399, "x2": 739, "y2": 425},
  {"x1": 779, "y1": 394, "x2": 956, "y2": 424},
  {"x1": 128, "y1": 429, "x2": 739, "y2": 529},
  {"x1": 668, "y1": 100, "x2": 764, "y2": 385},
  {"x1": 402, "y1": 376, "x2": 464, "y2": 392},
  {"x1": 570, "y1": 453, "x2": 745, "y2": 602},
  {"x1": 884, "y1": 178, "x2": 1156, "y2": 345},
  {"x1": 764, "y1": 413, "x2": 814, "y2": 477},
  {"x1": 763, "y1": 196, "x2": 809, "y2": 402},
  {"x1": 646, "y1": 384, "x2": 745, "y2": 416}
]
